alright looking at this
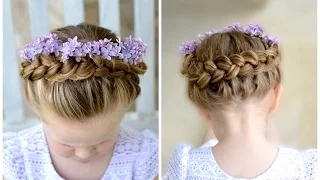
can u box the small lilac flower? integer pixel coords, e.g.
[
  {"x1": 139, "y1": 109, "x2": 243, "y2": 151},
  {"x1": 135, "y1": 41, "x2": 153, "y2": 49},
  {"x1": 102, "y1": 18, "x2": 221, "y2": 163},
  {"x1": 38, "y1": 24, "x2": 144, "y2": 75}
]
[
  {"x1": 73, "y1": 42, "x2": 84, "y2": 62},
  {"x1": 100, "y1": 42, "x2": 113, "y2": 60},
  {"x1": 121, "y1": 36, "x2": 147, "y2": 64},
  {"x1": 198, "y1": 29, "x2": 219, "y2": 41},
  {"x1": 205, "y1": 29, "x2": 219, "y2": 36},
  {"x1": 223, "y1": 22, "x2": 244, "y2": 32},
  {"x1": 19, "y1": 39, "x2": 43, "y2": 60},
  {"x1": 263, "y1": 35, "x2": 280, "y2": 46},
  {"x1": 40, "y1": 33, "x2": 62, "y2": 56},
  {"x1": 81, "y1": 42, "x2": 91, "y2": 56},
  {"x1": 198, "y1": 34, "x2": 206, "y2": 41},
  {"x1": 180, "y1": 40, "x2": 197, "y2": 55},
  {"x1": 61, "y1": 36, "x2": 82, "y2": 61},
  {"x1": 109, "y1": 43, "x2": 122, "y2": 57},
  {"x1": 246, "y1": 22, "x2": 264, "y2": 36},
  {"x1": 90, "y1": 41, "x2": 101, "y2": 56},
  {"x1": 18, "y1": 48, "x2": 34, "y2": 60}
]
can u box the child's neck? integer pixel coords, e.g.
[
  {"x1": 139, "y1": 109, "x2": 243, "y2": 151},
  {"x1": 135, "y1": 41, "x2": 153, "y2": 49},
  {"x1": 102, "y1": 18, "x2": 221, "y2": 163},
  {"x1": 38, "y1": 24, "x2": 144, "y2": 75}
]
[
  {"x1": 211, "y1": 111, "x2": 278, "y2": 178},
  {"x1": 212, "y1": 108, "x2": 269, "y2": 142}
]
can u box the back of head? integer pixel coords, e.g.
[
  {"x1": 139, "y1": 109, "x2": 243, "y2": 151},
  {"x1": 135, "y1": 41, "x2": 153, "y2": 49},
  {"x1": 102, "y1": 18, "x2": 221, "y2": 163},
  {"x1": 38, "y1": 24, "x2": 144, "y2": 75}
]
[
  {"x1": 181, "y1": 23, "x2": 281, "y2": 110},
  {"x1": 20, "y1": 23, "x2": 147, "y2": 121}
]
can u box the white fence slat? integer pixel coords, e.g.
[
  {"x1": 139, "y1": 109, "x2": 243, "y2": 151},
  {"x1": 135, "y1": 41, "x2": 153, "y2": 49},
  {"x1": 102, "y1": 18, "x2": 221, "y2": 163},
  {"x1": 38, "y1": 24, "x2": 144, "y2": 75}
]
[
  {"x1": 134, "y1": 0, "x2": 155, "y2": 114},
  {"x1": 63, "y1": 0, "x2": 85, "y2": 25},
  {"x1": 27, "y1": 0, "x2": 49, "y2": 38},
  {"x1": 98, "y1": 0, "x2": 120, "y2": 34},
  {"x1": 3, "y1": 0, "x2": 24, "y2": 124}
]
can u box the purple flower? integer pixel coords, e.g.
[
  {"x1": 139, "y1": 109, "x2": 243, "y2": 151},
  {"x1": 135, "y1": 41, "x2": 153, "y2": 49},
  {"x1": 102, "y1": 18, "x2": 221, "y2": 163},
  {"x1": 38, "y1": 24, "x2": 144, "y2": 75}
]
[
  {"x1": 198, "y1": 34, "x2": 206, "y2": 41},
  {"x1": 100, "y1": 39, "x2": 114, "y2": 60},
  {"x1": 18, "y1": 48, "x2": 34, "y2": 60},
  {"x1": 18, "y1": 32, "x2": 147, "y2": 64},
  {"x1": 180, "y1": 40, "x2": 197, "y2": 55},
  {"x1": 81, "y1": 42, "x2": 91, "y2": 56},
  {"x1": 90, "y1": 41, "x2": 101, "y2": 56},
  {"x1": 198, "y1": 29, "x2": 219, "y2": 42},
  {"x1": 120, "y1": 36, "x2": 147, "y2": 64},
  {"x1": 19, "y1": 39, "x2": 43, "y2": 60},
  {"x1": 40, "y1": 33, "x2": 62, "y2": 56},
  {"x1": 61, "y1": 36, "x2": 83, "y2": 61},
  {"x1": 246, "y1": 22, "x2": 264, "y2": 36},
  {"x1": 205, "y1": 29, "x2": 219, "y2": 36},
  {"x1": 109, "y1": 44, "x2": 122, "y2": 56},
  {"x1": 223, "y1": 22, "x2": 244, "y2": 32},
  {"x1": 263, "y1": 35, "x2": 280, "y2": 46}
]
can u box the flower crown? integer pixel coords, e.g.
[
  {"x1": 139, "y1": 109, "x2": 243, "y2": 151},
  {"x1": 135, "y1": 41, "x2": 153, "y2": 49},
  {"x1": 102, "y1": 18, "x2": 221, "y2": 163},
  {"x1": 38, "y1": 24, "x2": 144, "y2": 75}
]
[
  {"x1": 19, "y1": 33, "x2": 147, "y2": 65},
  {"x1": 180, "y1": 22, "x2": 280, "y2": 55}
]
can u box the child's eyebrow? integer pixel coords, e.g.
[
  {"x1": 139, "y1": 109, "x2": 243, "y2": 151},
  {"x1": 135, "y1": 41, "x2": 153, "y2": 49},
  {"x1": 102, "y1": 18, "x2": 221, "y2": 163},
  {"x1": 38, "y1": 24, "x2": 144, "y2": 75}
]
[
  {"x1": 60, "y1": 139, "x2": 110, "y2": 147},
  {"x1": 57, "y1": 132, "x2": 117, "y2": 147}
]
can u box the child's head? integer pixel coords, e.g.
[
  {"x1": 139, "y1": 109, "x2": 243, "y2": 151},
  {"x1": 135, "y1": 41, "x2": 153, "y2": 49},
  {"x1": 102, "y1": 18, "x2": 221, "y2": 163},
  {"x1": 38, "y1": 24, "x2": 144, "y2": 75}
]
[
  {"x1": 180, "y1": 23, "x2": 282, "y2": 120},
  {"x1": 19, "y1": 23, "x2": 147, "y2": 161}
]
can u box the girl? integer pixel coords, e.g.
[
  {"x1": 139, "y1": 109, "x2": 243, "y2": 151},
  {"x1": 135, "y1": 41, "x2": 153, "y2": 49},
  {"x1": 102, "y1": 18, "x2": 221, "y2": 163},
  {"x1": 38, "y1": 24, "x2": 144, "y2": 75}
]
[
  {"x1": 166, "y1": 23, "x2": 317, "y2": 179},
  {"x1": 4, "y1": 23, "x2": 158, "y2": 180}
]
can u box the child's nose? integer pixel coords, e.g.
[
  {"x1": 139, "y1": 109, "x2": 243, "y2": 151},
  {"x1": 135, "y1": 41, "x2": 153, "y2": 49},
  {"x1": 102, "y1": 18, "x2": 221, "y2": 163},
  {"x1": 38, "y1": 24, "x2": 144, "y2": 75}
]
[{"x1": 75, "y1": 147, "x2": 95, "y2": 160}]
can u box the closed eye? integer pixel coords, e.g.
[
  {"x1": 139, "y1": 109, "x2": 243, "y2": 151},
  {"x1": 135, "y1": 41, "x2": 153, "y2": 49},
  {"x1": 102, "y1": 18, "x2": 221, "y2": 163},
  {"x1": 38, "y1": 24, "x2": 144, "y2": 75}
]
[
  {"x1": 61, "y1": 143, "x2": 73, "y2": 148},
  {"x1": 98, "y1": 140, "x2": 109, "y2": 145}
]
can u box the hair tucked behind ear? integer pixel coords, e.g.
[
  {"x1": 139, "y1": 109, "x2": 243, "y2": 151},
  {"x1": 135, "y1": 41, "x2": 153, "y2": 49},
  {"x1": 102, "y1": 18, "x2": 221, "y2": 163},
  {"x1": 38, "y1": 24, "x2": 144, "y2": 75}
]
[
  {"x1": 182, "y1": 31, "x2": 281, "y2": 110},
  {"x1": 20, "y1": 23, "x2": 147, "y2": 121}
]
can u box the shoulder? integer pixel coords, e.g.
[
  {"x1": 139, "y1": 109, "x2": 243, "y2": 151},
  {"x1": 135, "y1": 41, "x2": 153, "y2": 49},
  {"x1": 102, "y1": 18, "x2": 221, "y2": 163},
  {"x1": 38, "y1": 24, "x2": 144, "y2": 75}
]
[
  {"x1": 115, "y1": 125, "x2": 159, "y2": 179},
  {"x1": 3, "y1": 124, "x2": 42, "y2": 179},
  {"x1": 168, "y1": 143, "x2": 213, "y2": 164},
  {"x1": 117, "y1": 124, "x2": 158, "y2": 151},
  {"x1": 300, "y1": 149, "x2": 318, "y2": 179},
  {"x1": 3, "y1": 131, "x2": 23, "y2": 161},
  {"x1": 166, "y1": 144, "x2": 201, "y2": 180},
  {"x1": 276, "y1": 148, "x2": 317, "y2": 179},
  {"x1": 3, "y1": 131, "x2": 25, "y2": 179},
  {"x1": 133, "y1": 129, "x2": 158, "y2": 180}
]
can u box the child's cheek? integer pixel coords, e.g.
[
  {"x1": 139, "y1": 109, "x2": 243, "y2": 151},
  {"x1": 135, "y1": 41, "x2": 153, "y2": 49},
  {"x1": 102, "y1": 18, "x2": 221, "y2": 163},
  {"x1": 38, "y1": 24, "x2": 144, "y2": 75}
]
[
  {"x1": 96, "y1": 139, "x2": 117, "y2": 154},
  {"x1": 49, "y1": 141, "x2": 75, "y2": 157},
  {"x1": 53, "y1": 145, "x2": 75, "y2": 157}
]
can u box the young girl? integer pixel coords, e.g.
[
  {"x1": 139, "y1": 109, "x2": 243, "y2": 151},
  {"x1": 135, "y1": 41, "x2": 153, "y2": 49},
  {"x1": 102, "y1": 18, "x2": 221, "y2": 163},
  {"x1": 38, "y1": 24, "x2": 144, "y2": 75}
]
[
  {"x1": 3, "y1": 23, "x2": 158, "y2": 180},
  {"x1": 166, "y1": 23, "x2": 317, "y2": 179}
]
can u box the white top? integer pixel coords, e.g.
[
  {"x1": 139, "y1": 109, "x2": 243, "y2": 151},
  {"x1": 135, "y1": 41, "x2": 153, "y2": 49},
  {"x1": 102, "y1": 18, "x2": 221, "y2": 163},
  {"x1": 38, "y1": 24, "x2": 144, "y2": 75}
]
[
  {"x1": 165, "y1": 140, "x2": 317, "y2": 180},
  {"x1": 3, "y1": 124, "x2": 158, "y2": 180}
]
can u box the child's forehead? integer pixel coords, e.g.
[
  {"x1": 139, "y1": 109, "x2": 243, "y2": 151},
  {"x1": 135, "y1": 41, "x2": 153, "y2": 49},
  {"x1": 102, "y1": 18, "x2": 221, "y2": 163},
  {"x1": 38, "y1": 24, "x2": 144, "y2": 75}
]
[{"x1": 43, "y1": 119, "x2": 120, "y2": 145}]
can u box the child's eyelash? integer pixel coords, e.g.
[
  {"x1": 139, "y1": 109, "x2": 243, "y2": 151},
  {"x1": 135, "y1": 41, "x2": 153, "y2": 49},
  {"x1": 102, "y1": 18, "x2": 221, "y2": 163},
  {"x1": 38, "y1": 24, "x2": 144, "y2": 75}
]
[
  {"x1": 99, "y1": 140, "x2": 109, "y2": 145},
  {"x1": 62, "y1": 144, "x2": 72, "y2": 147}
]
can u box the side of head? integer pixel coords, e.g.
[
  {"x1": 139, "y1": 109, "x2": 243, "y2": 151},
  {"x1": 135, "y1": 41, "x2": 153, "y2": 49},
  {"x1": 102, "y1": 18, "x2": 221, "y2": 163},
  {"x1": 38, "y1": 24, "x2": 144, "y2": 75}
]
[
  {"x1": 181, "y1": 23, "x2": 282, "y2": 120},
  {"x1": 20, "y1": 23, "x2": 147, "y2": 122}
]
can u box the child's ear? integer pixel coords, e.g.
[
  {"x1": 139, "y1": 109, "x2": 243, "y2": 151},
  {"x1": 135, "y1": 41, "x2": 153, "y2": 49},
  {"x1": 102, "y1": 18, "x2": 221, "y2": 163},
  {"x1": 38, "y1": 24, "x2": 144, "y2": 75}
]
[
  {"x1": 197, "y1": 107, "x2": 211, "y2": 121},
  {"x1": 31, "y1": 107, "x2": 40, "y2": 117},
  {"x1": 269, "y1": 83, "x2": 283, "y2": 113}
]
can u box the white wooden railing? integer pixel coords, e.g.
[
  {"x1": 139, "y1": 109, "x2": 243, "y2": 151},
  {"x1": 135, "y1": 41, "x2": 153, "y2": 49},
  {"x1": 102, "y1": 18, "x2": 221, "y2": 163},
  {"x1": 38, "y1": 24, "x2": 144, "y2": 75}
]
[{"x1": 3, "y1": 0, "x2": 157, "y2": 133}]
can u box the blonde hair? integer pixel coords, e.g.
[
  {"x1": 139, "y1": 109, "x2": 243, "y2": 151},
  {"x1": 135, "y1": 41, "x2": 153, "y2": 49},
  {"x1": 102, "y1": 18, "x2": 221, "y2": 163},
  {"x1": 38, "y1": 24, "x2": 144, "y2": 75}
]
[
  {"x1": 20, "y1": 23, "x2": 147, "y2": 121},
  {"x1": 182, "y1": 31, "x2": 281, "y2": 110}
]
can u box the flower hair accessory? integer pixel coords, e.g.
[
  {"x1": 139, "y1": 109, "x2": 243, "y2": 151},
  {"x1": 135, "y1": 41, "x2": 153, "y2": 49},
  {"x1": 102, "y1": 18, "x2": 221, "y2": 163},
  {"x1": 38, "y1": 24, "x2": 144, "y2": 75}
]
[
  {"x1": 180, "y1": 22, "x2": 280, "y2": 55},
  {"x1": 19, "y1": 33, "x2": 147, "y2": 65}
]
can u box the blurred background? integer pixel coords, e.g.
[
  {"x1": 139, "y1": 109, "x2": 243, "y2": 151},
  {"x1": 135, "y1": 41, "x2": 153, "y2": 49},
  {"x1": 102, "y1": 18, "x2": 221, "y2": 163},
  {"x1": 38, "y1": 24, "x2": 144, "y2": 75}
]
[
  {"x1": 162, "y1": 0, "x2": 317, "y2": 173},
  {"x1": 3, "y1": 0, "x2": 158, "y2": 133}
]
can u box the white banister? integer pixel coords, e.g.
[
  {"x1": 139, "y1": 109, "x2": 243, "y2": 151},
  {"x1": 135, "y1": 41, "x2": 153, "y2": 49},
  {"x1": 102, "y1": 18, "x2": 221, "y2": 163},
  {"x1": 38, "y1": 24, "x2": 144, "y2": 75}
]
[
  {"x1": 98, "y1": 0, "x2": 120, "y2": 35},
  {"x1": 27, "y1": 0, "x2": 49, "y2": 38},
  {"x1": 63, "y1": 0, "x2": 85, "y2": 25},
  {"x1": 134, "y1": 0, "x2": 155, "y2": 114},
  {"x1": 3, "y1": 0, "x2": 24, "y2": 124}
]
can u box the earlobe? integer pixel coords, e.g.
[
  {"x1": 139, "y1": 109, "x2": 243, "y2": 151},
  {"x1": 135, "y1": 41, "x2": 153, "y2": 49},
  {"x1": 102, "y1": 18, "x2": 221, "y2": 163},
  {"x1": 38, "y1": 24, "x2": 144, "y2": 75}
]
[
  {"x1": 269, "y1": 84, "x2": 283, "y2": 113},
  {"x1": 198, "y1": 107, "x2": 211, "y2": 121}
]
